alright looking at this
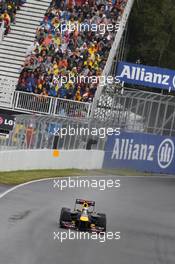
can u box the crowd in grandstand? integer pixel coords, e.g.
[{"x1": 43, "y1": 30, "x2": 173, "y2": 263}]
[
  {"x1": 17, "y1": 0, "x2": 128, "y2": 102},
  {"x1": 0, "y1": 0, "x2": 25, "y2": 34}
]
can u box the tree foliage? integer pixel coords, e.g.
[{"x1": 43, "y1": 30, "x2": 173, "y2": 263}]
[{"x1": 127, "y1": 0, "x2": 175, "y2": 69}]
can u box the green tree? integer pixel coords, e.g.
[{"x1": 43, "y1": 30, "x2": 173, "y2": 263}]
[{"x1": 127, "y1": 0, "x2": 175, "y2": 69}]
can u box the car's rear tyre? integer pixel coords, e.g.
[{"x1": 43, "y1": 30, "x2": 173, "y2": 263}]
[
  {"x1": 97, "y1": 213, "x2": 106, "y2": 231},
  {"x1": 59, "y1": 207, "x2": 71, "y2": 227}
]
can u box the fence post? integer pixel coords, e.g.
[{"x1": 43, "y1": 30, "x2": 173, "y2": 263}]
[
  {"x1": 13, "y1": 91, "x2": 20, "y2": 109},
  {"x1": 87, "y1": 103, "x2": 92, "y2": 118},
  {"x1": 48, "y1": 97, "x2": 53, "y2": 115}
]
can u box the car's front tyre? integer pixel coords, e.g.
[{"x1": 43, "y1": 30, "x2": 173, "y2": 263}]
[
  {"x1": 59, "y1": 207, "x2": 71, "y2": 228},
  {"x1": 97, "y1": 213, "x2": 106, "y2": 232}
]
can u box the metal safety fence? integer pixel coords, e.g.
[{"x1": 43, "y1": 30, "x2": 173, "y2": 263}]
[
  {"x1": 93, "y1": 88, "x2": 175, "y2": 137},
  {"x1": 0, "y1": 115, "x2": 106, "y2": 151}
]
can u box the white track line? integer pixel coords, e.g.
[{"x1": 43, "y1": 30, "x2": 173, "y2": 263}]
[
  {"x1": 0, "y1": 178, "x2": 52, "y2": 199},
  {"x1": 0, "y1": 175, "x2": 174, "y2": 199}
]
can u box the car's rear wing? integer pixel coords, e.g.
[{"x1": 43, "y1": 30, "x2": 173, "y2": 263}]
[{"x1": 76, "y1": 199, "x2": 95, "y2": 207}]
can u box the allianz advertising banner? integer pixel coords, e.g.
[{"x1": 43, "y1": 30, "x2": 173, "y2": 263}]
[
  {"x1": 116, "y1": 61, "x2": 175, "y2": 91},
  {"x1": 103, "y1": 131, "x2": 175, "y2": 174}
]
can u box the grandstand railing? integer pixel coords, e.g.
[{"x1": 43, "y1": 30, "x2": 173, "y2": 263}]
[
  {"x1": 0, "y1": 21, "x2": 5, "y2": 42},
  {"x1": 13, "y1": 91, "x2": 91, "y2": 119}
]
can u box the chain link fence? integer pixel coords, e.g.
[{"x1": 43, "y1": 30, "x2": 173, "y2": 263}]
[
  {"x1": 1, "y1": 114, "x2": 106, "y2": 151},
  {"x1": 92, "y1": 87, "x2": 175, "y2": 137}
]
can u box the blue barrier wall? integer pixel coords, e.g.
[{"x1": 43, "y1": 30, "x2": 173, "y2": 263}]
[{"x1": 103, "y1": 131, "x2": 175, "y2": 174}]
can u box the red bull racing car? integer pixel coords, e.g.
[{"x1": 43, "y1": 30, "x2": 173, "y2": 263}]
[{"x1": 59, "y1": 199, "x2": 106, "y2": 232}]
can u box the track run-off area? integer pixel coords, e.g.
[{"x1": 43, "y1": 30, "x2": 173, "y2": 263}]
[{"x1": 0, "y1": 175, "x2": 175, "y2": 264}]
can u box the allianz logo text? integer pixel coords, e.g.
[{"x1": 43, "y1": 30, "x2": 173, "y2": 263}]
[
  {"x1": 111, "y1": 138, "x2": 174, "y2": 169},
  {"x1": 158, "y1": 139, "x2": 174, "y2": 168},
  {"x1": 119, "y1": 65, "x2": 175, "y2": 88}
]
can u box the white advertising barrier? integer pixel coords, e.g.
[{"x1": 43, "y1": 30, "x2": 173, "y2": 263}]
[{"x1": 0, "y1": 149, "x2": 104, "y2": 172}]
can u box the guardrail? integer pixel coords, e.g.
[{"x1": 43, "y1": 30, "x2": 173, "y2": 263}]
[{"x1": 13, "y1": 91, "x2": 91, "y2": 118}]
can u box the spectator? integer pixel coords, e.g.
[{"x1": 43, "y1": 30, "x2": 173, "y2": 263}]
[
  {"x1": 0, "y1": 0, "x2": 25, "y2": 35},
  {"x1": 18, "y1": 0, "x2": 128, "y2": 102}
]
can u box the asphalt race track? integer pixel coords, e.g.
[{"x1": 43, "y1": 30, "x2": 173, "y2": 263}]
[
  {"x1": 0, "y1": 185, "x2": 9, "y2": 194},
  {"x1": 0, "y1": 176, "x2": 175, "y2": 264}
]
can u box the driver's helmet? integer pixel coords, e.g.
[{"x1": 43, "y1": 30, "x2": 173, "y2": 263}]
[{"x1": 81, "y1": 207, "x2": 88, "y2": 216}]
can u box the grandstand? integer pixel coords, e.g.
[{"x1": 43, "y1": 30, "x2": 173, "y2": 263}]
[
  {"x1": 0, "y1": 0, "x2": 51, "y2": 80},
  {"x1": 0, "y1": 0, "x2": 52, "y2": 108},
  {"x1": 0, "y1": 0, "x2": 134, "y2": 116}
]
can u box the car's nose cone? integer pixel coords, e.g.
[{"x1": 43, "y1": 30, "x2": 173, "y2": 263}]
[{"x1": 80, "y1": 216, "x2": 89, "y2": 222}]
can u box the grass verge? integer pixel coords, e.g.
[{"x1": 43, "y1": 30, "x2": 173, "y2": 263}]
[{"x1": 0, "y1": 168, "x2": 157, "y2": 185}]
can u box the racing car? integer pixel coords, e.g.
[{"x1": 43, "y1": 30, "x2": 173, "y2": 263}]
[{"x1": 59, "y1": 199, "x2": 106, "y2": 232}]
